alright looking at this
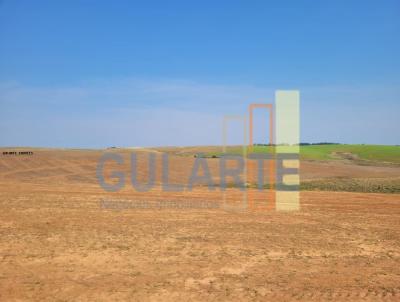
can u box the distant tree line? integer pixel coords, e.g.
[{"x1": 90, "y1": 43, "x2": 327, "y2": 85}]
[
  {"x1": 298, "y1": 142, "x2": 340, "y2": 146},
  {"x1": 253, "y1": 142, "x2": 340, "y2": 146}
]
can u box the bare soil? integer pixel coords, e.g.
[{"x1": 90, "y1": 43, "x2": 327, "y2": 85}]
[{"x1": 0, "y1": 148, "x2": 399, "y2": 301}]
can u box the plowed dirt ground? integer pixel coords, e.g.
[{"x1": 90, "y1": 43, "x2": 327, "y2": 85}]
[{"x1": 0, "y1": 148, "x2": 399, "y2": 301}]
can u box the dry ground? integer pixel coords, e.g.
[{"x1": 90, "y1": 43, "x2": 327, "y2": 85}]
[{"x1": 0, "y1": 148, "x2": 400, "y2": 301}]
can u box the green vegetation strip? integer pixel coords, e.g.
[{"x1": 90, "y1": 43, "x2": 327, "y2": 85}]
[
  {"x1": 200, "y1": 145, "x2": 400, "y2": 164},
  {"x1": 299, "y1": 145, "x2": 400, "y2": 163}
]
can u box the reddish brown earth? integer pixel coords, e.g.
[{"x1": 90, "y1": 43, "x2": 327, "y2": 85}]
[{"x1": 0, "y1": 148, "x2": 399, "y2": 301}]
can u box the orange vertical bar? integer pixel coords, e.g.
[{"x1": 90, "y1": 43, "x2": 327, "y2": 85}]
[
  {"x1": 269, "y1": 106, "x2": 273, "y2": 145},
  {"x1": 269, "y1": 104, "x2": 275, "y2": 188},
  {"x1": 249, "y1": 105, "x2": 253, "y2": 152},
  {"x1": 248, "y1": 103, "x2": 275, "y2": 211}
]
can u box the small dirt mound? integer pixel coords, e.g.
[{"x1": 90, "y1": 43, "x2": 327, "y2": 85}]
[{"x1": 331, "y1": 152, "x2": 359, "y2": 161}]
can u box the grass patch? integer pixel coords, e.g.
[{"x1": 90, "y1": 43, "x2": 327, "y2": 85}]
[
  {"x1": 200, "y1": 145, "x2": 400, "y2": 164},
  {"x1": 299, "y1": 144, "x2": 400, "y2": 163}
]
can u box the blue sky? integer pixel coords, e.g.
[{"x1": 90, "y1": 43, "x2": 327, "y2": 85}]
[{"x1": 0, "y1": 0, "x2": 399, "y2": 147}]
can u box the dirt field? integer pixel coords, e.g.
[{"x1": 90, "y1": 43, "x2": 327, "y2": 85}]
[{"x1": 1, "y1": 148, "x2": 400, "y2": 301}]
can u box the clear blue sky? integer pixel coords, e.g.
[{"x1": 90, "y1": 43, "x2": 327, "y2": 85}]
[{"x1": 0, "y1": 0, "x2": 399, "y2": 147}]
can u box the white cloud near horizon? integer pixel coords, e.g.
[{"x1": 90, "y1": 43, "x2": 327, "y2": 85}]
[{"x1": 0, "y1": 78, "x2": 399, "y2": 147}]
